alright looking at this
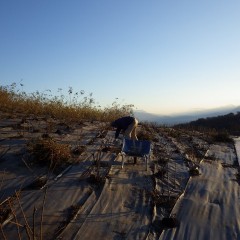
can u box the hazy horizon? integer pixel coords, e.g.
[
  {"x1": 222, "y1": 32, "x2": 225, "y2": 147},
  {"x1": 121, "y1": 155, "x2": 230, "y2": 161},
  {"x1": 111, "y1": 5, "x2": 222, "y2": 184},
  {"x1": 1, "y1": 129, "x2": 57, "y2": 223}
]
[{"x1": 135, "y1": 103, "x2": 239, "y2": 116}]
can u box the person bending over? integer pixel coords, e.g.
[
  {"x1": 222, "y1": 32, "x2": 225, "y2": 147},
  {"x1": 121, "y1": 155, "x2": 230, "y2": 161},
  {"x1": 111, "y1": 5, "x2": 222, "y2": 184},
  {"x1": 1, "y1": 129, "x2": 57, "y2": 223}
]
[{"x1": 111, "y1": 116, "x2": 138, "y2": 140}]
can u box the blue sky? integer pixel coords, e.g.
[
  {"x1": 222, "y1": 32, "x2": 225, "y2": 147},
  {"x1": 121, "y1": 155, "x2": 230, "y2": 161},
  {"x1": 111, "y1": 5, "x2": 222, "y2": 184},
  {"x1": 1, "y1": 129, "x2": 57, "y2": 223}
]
[{"x1": 1, "y1": 1, "x2": 240, "y2": 115}]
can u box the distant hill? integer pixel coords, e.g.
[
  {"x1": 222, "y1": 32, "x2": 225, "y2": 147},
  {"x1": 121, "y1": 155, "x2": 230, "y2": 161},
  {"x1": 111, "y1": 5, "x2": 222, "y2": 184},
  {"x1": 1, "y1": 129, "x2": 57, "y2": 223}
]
[
  {"x1": 134, "y1": 105, "x2": 240, "y2": 125},
  {"x1": 177, "y1": 112, "x2": 240, "y2": 136}
]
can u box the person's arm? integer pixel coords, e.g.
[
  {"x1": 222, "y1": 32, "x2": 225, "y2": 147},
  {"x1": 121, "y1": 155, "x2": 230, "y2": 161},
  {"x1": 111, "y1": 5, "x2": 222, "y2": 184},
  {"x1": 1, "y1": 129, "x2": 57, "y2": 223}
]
[{"x1": 115, "y1": 127, "x2": 121, "y2": 139}]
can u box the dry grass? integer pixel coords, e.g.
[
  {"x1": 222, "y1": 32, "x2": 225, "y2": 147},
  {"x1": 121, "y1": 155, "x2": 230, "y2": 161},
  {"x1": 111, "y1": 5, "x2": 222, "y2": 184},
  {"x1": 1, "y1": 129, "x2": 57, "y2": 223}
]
[
  {"x1": 27, "y1": 138, "x2": 72, "y2": 170},
  {"x1": 0, "y1": 83, "x2": 134, "y2": 123}
]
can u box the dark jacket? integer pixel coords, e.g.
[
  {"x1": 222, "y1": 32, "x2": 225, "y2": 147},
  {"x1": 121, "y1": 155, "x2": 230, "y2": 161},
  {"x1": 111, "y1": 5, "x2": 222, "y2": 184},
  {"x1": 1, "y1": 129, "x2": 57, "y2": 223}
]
[{"x1": 111, "y1": 116, "x2": 135, "y2": 139}]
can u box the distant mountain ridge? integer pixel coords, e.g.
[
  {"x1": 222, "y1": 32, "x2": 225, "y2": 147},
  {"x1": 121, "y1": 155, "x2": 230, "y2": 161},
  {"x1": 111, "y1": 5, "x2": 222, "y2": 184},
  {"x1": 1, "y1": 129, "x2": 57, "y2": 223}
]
[
  {"x1": 179, "y1": 112, "x2": 240, "y2": 136},
  {"x1": 134, "y1": 105, "x2": 240, "y2": 125}
]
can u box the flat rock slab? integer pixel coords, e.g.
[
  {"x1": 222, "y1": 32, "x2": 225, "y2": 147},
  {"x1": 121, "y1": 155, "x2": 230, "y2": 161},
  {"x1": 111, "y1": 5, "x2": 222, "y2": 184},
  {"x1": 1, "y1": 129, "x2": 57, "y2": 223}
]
[
  {"x1": 60, "y1": 155, "x2": 154, "y2": 240},
  {"x1": 159, "y1": 143, "x2": 240, "y2": 240}
]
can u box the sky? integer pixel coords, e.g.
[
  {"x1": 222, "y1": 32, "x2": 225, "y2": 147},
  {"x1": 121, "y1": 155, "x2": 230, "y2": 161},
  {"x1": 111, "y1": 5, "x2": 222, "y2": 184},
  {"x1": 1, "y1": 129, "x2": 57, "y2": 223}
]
[{"x1": 1, "y1": 0, "x2": 240, "y2": 115}]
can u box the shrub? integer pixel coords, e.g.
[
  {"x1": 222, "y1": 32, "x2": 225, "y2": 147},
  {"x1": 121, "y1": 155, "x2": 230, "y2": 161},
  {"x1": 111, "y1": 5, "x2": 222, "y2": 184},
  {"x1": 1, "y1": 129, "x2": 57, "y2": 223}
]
[
  {"x1": 212, "y1": 131, "x2": 234, "y2": 143},
  {"x1": 27, "y1": 138, "x2": 71, "y2": 168}
]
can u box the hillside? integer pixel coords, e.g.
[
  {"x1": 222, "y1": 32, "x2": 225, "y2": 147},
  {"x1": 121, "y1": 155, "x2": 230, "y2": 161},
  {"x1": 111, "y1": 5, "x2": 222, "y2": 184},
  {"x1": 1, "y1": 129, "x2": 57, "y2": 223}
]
[
  {"x1": 177, "y1": 112, "x2": 240, "y2": 136},
  {"x1": 1, "y1": 110, "x2": 240, "y2": 239}
]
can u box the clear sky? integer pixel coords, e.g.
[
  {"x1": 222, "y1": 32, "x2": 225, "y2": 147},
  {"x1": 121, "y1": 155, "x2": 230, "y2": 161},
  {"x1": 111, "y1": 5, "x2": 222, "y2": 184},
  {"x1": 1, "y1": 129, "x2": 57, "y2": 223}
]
[{"x1": 1, "y1": 1, "x2": 240, "y2": 115}]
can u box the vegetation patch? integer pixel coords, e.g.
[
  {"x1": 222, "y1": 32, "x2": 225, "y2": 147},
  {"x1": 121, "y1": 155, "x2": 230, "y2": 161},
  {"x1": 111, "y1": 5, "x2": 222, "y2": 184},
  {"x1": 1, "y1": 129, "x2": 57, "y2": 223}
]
[
  {"x1": 138, "y1": 130, "x2": 154, "y2": 141},
  {"x1": 96, "y1": 130, "x2": 108, "y2": 138},
  {"x1": 212, "y1": 132, "x2": 234, "y2": 143},
  {"x1": 71, "y1": 145, "x2": 86, "y2": 155},
  {"x1": 27, "y1": 138, "x2": 72, "y2": 170},
  {"x1": 150, "y1": 190, "x2": 177, "y2": 209},
  {"x1": 0, "y1": 83, "x2": 134, "y2": 123}
]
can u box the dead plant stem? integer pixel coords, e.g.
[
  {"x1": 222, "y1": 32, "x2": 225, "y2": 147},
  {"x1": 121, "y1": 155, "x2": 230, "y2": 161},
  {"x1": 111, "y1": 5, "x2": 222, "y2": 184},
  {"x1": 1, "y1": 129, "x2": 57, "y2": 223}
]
[
  {"x1": 40, "y1": 187, "x2": 48, "y2": 240},
  {"x1": 8, "y1": 198, "x2": 22, "y2": 240},
  {"x1": 15, "y1": 190, "x2": 32, "y2": 240},
  {"x1": 33, "y1": 206, "x2": 37, "y2": 240},
  {"x1": 0, "y1": 224, "x2": 7, "y2": 240}
]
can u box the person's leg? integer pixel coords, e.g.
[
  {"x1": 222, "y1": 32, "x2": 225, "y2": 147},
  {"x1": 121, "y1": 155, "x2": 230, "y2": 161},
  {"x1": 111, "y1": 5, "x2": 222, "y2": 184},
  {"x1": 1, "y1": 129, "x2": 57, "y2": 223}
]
[
  {"x1": 130, "y1": 118, "x2": 138, "y2": 164},
  {"x1": 124, "y1": 122, "x2": 135, "y2": 139},
  {"x1": 130, "y1": 118, "x2": 138, "y2": 140}
]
